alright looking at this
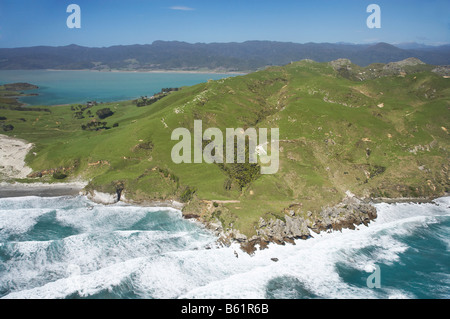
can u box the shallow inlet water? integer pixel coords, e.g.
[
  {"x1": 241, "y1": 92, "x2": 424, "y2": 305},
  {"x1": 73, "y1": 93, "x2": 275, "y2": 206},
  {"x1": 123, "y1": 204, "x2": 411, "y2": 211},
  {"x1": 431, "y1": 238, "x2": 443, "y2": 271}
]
[
  {"x1": 0, "y1": 70, "x2": 237, "y2": 106},
  {"x1": 0, "y1": 195, "x2": 448, "y2": 299}
]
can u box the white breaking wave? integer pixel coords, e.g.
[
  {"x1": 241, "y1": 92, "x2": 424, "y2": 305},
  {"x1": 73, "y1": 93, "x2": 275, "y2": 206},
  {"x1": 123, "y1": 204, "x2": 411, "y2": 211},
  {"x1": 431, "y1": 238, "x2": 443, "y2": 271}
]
[{"x1": 1, "y1": 196, "x2": 449, "y2": 299}]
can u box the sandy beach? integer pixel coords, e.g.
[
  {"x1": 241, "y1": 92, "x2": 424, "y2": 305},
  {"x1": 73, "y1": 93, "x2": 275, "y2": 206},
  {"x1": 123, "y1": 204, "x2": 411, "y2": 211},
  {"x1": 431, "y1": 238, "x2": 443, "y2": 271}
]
[
  {"x1": 0, "y1": 181, "x2": 87, "y2": 198},
  {"x1": 0, "y1": 134, "x2": 87, "y2": 198},
  {"x1": 0, "y1": 134, "x2": 33, "y2": 179}
]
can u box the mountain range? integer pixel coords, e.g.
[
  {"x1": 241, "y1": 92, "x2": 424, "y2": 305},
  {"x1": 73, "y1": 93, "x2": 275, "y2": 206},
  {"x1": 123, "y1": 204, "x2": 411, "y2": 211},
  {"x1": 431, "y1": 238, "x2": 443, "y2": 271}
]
[{"x1": 0, "y1": 41, "x2": 449, "y2": 72}]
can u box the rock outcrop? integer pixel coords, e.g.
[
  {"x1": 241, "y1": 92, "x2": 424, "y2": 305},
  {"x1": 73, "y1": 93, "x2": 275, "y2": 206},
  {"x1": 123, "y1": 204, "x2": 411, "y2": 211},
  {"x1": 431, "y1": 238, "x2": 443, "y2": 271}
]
[
  {"x1": 200, "y1": 192, "x2": 378, "y2": 254},
  {"x1": 432, "y1": 65, "x2": 450, "y2": 77},
  {"x1": 87, "y1": 190, "x2": 119, "y2": 205}
]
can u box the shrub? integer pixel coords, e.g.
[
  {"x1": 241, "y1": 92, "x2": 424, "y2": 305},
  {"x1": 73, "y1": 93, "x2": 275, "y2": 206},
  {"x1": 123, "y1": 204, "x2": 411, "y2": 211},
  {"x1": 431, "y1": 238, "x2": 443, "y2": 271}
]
[
  {"x1": 2, "y1": 124, "x2": 14, "y2": 132},
  {"x1": 73, "y1": 111, "x2": 84, "y2": 119},
  {"x1": 180, "y1": 186, "x2": 196, "y2": 203},
  {"x1": 96, "y1": 108, "x2": 114, "y2": 119},
  {"x1": 53, "y1": 171, "x2": 67, "y2": 179},
  {"x1": 81, "y1": 121, "x2": 108, "y2": 131},
  {"x1": 135, "y1": 141, "x2": 154, "y2": 151},
  {"x1": 369, "y1": 165, "x2": 386, "y2": 178},
  {"x1": 171, "y1": 174, "x2": 180, "y2": 188},
  {"x1": 223, "y1": 178, "x2": 232, "y2": 190}
]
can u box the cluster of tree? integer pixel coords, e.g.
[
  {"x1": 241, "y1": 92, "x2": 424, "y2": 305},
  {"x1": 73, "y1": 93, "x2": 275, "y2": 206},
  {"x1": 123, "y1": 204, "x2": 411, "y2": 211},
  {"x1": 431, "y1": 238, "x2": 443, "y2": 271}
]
[
  {"x1": 214, "y1": 139, "x2": 261, "y2": 191},
  {"x1": 368, "y1": 165, "x2": 386, "y2": 178},
  {"x1": 70, "y1": 103, "x2": 97, "y2": 119},
  {"x1": 218, "y1": 161, "x2": 260, "y2": 191},
  {"x1": 157, "y1": 167, "x2": 180, "y2": 188},
  {"x1": 70, "y1": 104, "x2": 91, "y2": 112},
  {"x1": 134, "y1": 94, "x2": 164, "y2": 107},
  {"x1": 2, "y1": 124, "x2": 14, "y2": 132},
  {"x1": 134, "y1": 88, "x2": 180, "y2": 107},
  {"x1": 0, "y1": 105, "x2": 50, "y2": 112},
  {"x1": 72, "y1": 106, "x2": 102, "y2": 120},
  {"x1": 223, "y1": 178, "x2": 232, "y2": 191},
  {"x1": 179, "y1": 186, "x2": 196, "y2": 203},
  {"x1": 96, "y1": 107, "x2": 114, "y2": 119},
  {"x1": 198, "y1": 137, "x2": 261, "y2": 191},
  {"x1": 134, "y1": 97, "x2": 154, "y2": 107},
  {"x1": 53, "y1": 171, "x2": 67, "y2": 179},
  {"x1": 134, "y1": 141, "x2": 154, "y2": 151},
  {"x1": 73, "y1": 111, "x2": 84, "y2": 119},
  {"x1": 155, "y1": 167, "x2": 199, "y2": 203},
  {"x1": 161, "y1": 88, "x2": 179, "y2": 93},
  {"x1": 1, "y1": 117, "x2": 24, "y2": 122},
  {"x1": 81, "y1": 121, "x2": 109, "y2": 131},
  {"x1": 78, "y1": 107, "x2": 117, "y2": 131}
]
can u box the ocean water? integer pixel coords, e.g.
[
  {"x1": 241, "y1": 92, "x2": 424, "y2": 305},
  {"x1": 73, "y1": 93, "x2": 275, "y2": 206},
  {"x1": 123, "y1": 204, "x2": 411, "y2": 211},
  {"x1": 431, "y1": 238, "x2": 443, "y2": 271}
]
[
  {"x1": 0, "y1": 195, "x2": 448, "y2": 299},
  {"x1": 0, "y1": 70, "x2": 236, "y2": 106}
]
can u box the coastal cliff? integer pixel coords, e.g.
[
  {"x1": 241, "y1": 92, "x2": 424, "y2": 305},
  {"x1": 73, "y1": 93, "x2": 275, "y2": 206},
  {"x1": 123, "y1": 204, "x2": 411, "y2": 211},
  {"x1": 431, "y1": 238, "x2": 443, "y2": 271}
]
[
  {"x1": 80, "y1": 185, "x2": 378, "y2": 254},
  {"x1": 181, "y1": 192, "x2": 378, "y2": 254}
]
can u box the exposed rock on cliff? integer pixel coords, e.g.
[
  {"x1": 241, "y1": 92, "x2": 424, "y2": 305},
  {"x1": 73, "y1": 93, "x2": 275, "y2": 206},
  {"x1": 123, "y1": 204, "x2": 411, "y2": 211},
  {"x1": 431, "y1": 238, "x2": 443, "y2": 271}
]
[
  {"x1": 87, "y1": 190, "x2": 119, "y2": 205},
  {"x1": 188, "y1": 193, "x2": 378, "y2": 255}
]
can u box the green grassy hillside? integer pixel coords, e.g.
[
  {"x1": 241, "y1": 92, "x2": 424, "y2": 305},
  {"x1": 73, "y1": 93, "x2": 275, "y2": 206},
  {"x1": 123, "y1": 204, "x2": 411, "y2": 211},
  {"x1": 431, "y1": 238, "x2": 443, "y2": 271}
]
[{"x1": 1, "y1": 59, "x2": 449, "y2": 239}]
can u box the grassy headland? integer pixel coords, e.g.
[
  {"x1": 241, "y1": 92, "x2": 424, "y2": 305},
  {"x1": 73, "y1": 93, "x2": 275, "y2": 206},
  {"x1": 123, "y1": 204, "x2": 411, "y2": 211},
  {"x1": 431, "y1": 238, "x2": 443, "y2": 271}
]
[{"x1": 1, "y1": 59, "x2": 449, "y2": 251}]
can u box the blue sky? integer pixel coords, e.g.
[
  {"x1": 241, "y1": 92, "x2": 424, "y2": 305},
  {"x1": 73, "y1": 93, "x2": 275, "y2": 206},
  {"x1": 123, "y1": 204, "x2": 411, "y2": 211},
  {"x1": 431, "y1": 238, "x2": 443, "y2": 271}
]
[{"x1": 0, "y1": 0, "x2": 449, "y2": 48}]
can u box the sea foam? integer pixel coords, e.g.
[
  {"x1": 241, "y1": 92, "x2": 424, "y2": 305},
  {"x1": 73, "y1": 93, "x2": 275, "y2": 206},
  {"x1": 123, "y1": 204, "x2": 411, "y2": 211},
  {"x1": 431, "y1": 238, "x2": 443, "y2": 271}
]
[{"x1": 1, "y1": 195, "x2": 449, "y2": 299}]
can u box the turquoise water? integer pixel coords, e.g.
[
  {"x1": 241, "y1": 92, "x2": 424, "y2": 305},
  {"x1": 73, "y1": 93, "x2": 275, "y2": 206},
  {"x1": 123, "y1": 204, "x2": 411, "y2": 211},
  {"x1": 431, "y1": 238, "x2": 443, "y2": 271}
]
[
  {"x1": 0, "y1": 196, "x2": 448, "y2": 299},
  {"x1": 0, "y1": 70, "x2": 236, "y2": 106}
]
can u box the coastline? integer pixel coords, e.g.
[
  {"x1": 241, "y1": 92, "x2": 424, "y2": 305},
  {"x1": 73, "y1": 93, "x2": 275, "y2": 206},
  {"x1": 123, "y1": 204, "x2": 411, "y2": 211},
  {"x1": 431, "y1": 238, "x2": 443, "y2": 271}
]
[
  {"x1": 1, "y1": 181, "x2": 441, "y2": 207},
  {"x1": 44, "y1": 68, "x2": 248, "y2": 75},
  {"x1": 1, "y1": 132, "x2": 448, "y2": 255},
  {"x1": 0, "y1": 181, "x2": 87, "y2": 198},
  {"x1": 366, "y1": 196, "x2": 440, "y2": 204},
  {"x1": 1, "y1": 69, "x2": 247, "y2": 107},
  {"x1": 1, "y1": 179, "x2": 448, "y2": 255}
]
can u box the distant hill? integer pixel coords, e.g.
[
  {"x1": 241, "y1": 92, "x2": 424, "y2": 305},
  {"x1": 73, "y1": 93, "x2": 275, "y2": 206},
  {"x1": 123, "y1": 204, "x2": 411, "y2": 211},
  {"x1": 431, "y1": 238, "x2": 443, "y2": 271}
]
[{"x1": 0, "y1": 41, "x2": 449, "y2": 72}]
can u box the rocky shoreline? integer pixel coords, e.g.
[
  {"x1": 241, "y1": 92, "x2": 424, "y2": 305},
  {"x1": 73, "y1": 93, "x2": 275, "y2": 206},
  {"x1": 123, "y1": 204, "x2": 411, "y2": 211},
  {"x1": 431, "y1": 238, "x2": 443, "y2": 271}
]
[
  {"x1": 194, "y1": 193, "x2": 379, "y2": 254},
  {"x1": 1, "y1": 181, "x2": 445, "y2": 255},
  {"x1": 84, "y1": 188, "x2": 185, "y2": 210},
  {"x1": 0, "y1": 124, "x2": 443, "y2": 255},
  {"x1": 82, "y1": 189, "x2": 379, "y2": 254},
  {"x1": 79, "y1": 188, "x2": 449, "y2": 255}
]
